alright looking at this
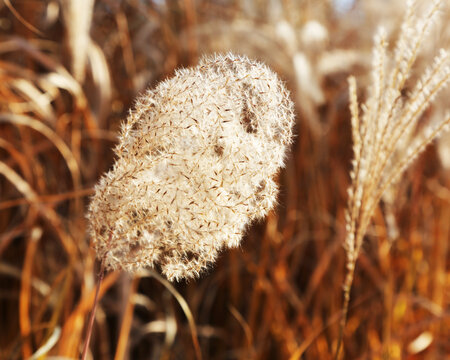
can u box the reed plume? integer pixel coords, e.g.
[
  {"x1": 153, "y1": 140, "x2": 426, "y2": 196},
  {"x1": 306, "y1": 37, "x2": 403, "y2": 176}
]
[
  {"x1": 87, "y1": 53, "x2": 295, "y2": 281},
  {"x1": 336, "y1": 0, "x2": 450, "y2": 357}
]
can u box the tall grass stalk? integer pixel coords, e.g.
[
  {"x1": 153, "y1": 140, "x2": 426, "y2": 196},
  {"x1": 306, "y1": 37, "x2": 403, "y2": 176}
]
[{"x1": 335, "y1": 0, "x2": 450, "y2": 357}]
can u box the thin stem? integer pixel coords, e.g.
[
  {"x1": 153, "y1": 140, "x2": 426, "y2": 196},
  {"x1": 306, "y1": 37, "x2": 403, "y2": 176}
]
[
  {"x1": 334, "y1": 259, "x2": 356, "y2": 360},
  {"x1": 81, "y1": 261, "x2": 105, "y2": 360}
]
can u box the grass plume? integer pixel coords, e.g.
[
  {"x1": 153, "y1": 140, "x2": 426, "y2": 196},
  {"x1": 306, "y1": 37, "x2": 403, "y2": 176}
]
[
  {"x1": 337, "y1": 0, "x2": 450, "y2": 357},
  {"x1": 87, "y1": 53, "x2": 295, "y2": 282}
]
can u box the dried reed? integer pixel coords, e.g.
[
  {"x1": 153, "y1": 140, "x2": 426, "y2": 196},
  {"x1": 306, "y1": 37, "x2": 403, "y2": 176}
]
[
  {"x1": 337, "y1": 0, "x2": 450, "y2": 357},
  {"x1": 87, "y1": 53, "x2": 295, "y2": 281}
]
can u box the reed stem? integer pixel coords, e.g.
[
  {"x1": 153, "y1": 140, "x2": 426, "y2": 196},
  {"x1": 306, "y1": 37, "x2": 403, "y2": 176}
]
[{"x1": 81, "y1": 261, "x2": 105, "y2": 360}]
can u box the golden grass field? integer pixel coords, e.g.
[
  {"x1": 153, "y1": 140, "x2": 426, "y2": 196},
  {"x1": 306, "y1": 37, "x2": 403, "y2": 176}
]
[{"x1": 0, "y1": 0, "x2": 449, "y2": 359}]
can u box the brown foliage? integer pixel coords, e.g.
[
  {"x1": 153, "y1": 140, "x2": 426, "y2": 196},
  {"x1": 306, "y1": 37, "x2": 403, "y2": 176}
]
[{"x1": 0, "y1": 0, "x2": 449, "y2": 359}]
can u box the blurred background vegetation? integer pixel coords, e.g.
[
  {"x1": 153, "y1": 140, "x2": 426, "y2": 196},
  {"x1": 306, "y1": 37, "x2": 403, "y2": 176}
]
[{"x1": 0, "y1": 0, "x2": 449, "y2": 359}]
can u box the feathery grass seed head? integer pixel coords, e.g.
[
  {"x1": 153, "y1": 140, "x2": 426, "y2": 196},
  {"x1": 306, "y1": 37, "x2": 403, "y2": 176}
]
[{"x1": 87, "y1": 53, "x2": 295, "y2": 281}]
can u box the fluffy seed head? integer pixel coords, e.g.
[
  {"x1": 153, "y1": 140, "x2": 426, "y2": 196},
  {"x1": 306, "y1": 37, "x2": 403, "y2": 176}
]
[{"x1": 87, "y1": 53, "x2": 295, "y2": 281}]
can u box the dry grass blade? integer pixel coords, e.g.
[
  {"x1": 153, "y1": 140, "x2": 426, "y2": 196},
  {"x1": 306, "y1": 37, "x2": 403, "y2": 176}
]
[
  {"x1": 0, "y1": 262, "x2": 50, "y2": 296},
  {"x1": 0, "y1": 37, "x2": 86, "y2": 108},
  {"x1": 0, "y1": 188, "x2": 94, "y2": 212},
  {"x1": 0, "y1": 159, "x2": 76, "y2": 255},
  {"x1": 113, "y1": 277, "x2": 139, "y2": 360},
  {"x1": 58, "y1": 271, "x2": 120, "y2": 357},
  {"x1": 228, "y1": 304, "x2": 253, "y2": 352},
  {"x1": 28, "y1": 326, "x2": 61, "y2": 360},
  {"x1": 140, "y1": 269, "x2": 203, "y2": 360},
  {"x1": 0, "y1": 160, "x2": 39, "y2": 203},
  {"x1": 0, "y1": 137, "x2": 33, "y2": 182},
  {"x1": 0, "y1": 113, "x2": 81, "y2": 192},
  {"x1": 60, "y1": 0, "x2": 95, "y2": 82},
  {"x1": 87, "y1": 40, "x2": 112, "y2": 124},
  {"x1": 9, "y1": 79, "x2": 56, "y2": 123},
  {"x1": 19, "y1": 227, "x2": 42, "y2": 359},
  {"x1": 3, "y1": 0, "x2": 44, "y2": 36},
  {"x1": 40, "y1": 72, "x2": 84, "y2": 105},
  {"x1": 115, "y1": 10, "x2": 136, "y2": 88}
]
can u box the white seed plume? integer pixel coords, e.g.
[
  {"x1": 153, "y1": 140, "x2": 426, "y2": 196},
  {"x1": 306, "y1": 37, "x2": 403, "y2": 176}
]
[{"x1": 87, "y1": 53, "x2": 295, "y2": 281}]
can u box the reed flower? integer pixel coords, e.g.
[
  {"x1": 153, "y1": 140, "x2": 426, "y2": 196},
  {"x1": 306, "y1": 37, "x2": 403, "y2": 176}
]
[
  {"x1": 345, "y1": 0, "x2": 449, "y2": 270},
  {"x1": 87, "y1": 53, "x2": 295, "y2": 281},
  {"x1": 336, "y1": 0, "x2": 450, "y2": 356}
]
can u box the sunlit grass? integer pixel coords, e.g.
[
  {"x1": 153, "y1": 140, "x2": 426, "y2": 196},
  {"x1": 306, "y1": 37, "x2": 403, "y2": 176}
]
[{"x1": 0, "y1": 0, "x2": 448, "y2": 359}]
